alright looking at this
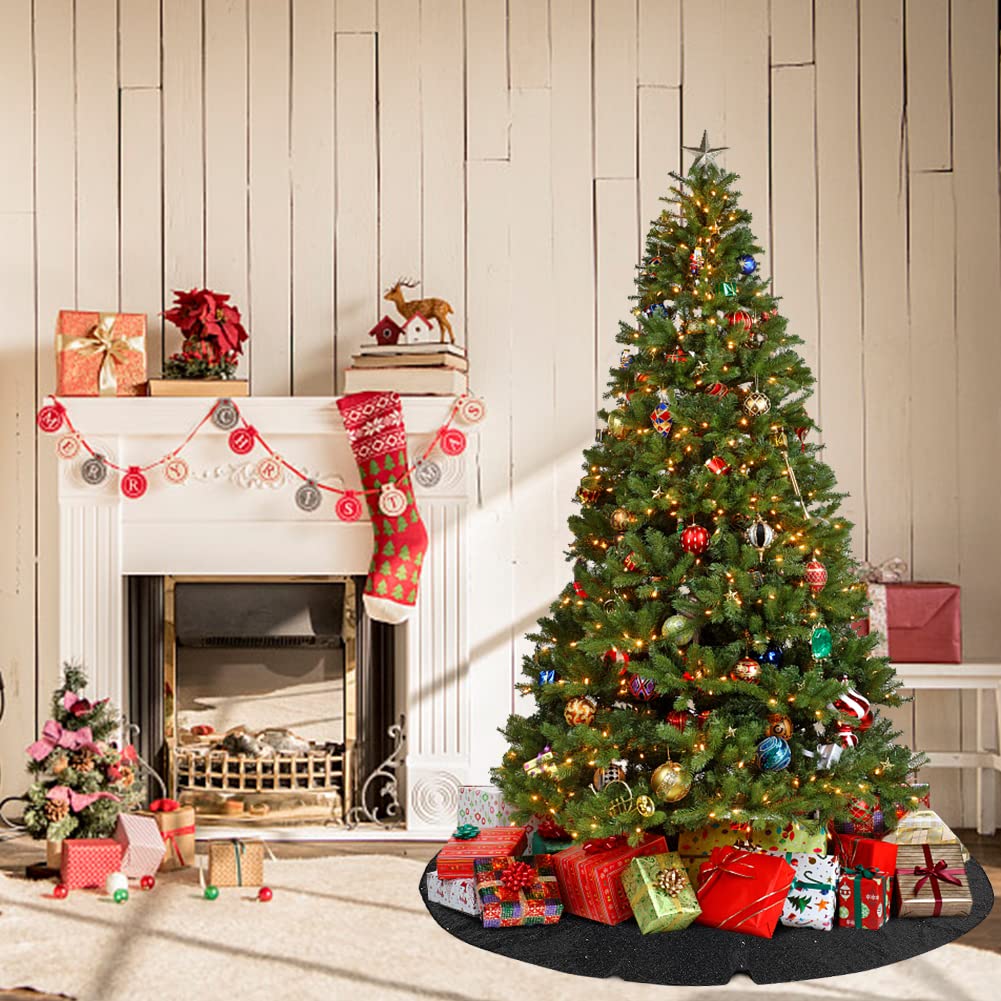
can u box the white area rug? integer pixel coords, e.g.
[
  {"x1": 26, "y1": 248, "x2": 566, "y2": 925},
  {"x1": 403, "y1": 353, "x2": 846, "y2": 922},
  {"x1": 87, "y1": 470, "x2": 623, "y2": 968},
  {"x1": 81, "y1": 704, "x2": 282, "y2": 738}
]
[{"x1": 0, "y1": 855, "x2": 998, "y2": 1001}]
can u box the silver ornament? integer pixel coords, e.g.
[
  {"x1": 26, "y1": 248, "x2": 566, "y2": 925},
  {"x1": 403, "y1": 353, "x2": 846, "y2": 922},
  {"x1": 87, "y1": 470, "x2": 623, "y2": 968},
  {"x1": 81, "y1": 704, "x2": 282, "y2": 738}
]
[
  {"x1": 295, "y1": 480, "x2": 322, "y2": 513},
  {"x1": 80, "y1": 454, "x2": 108, "y2": 486},
  {"x1": 211, "y1": 398, "x2": 240, "y2": 430},
  {"x1": 414, "y1": 460, "x2": 442, "y2": 488}
]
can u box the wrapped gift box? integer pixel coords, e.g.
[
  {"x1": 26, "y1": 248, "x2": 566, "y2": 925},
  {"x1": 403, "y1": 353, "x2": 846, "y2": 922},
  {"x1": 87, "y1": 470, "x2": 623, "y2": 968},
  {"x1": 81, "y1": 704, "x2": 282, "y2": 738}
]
[
  {"x1": 112, "y1": 813, "x2": 166, "y2": 879},
  {"x1": 767, "y1": 850, "x2": 840, "y2": 931},
  {"x1": 695, "y1": 847, "x2": 794, "y2": 938},
  {"x1": 473, "y1": 855, "x2": 563, "y2": 928},
  {"x1": 531, "y1": 832, "x2": 573, "y2": 855},
  {"x1": 425, "y1": 872, "x2": 480, "y2": 916},
  {"x1": 140, "y1": 802, "x2": 195, "y2": 871},
  {"x1": 436, "y1": 826, "x2": 528, "y2": 880},
  {"x1": 552, "y1": 835, "x2": 668, "y2": 925},
  {"x1": 621, "y1": 852, "x2": 701, "y2": 934},
  {"x1": 838, "y1": 866, "x2": 892, "y2": 929},
  {"x1": 894, "y1": 842, "x2": 971, "y2": 918},
  {"x1": 833, "y1": 832, "x2": 898, "y2": 876},
  {"x1": 207, "y1": 839, "x2": 267, "y2": 887},
  {"x1": 456, "y1": 786, "x2": 524, "y2": 830},
  {"x1": 857, "y1": 582, "x2": 961, "y2": 663},
  {"x1": 56, "y1": 310, "x2": 147, "y2": 397},
  {"x1": 678, "y1": 819, "x2": 827, "y2": 884},
  {"x1": 894, "y1": 784, "x2": 932, "y2": 822},
  {"x1": 60, "y1": 838, "x2": 124, "y2": 890},
  {"x1": 882, "y1": 809, "x2": 969, "y2": 861},
  {"x1": 833, "y1": 797, "x2": 884, "y2": 836}
]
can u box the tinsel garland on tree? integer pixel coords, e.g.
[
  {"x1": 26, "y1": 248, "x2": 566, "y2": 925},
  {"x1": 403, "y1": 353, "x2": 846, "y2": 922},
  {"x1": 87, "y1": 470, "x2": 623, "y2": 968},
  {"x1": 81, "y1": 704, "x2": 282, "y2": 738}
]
[
  {"x1": 23, "y1": 664, "x2": 144, "y2": 841},
  {"x1": 492, "y1": 139, "x2": 924, "y2": 844}
]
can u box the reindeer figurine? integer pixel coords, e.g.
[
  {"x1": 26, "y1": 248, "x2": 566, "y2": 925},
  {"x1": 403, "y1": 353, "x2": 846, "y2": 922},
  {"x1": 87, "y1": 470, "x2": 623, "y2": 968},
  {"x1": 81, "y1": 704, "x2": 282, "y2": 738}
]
[{"x1": 384, "y1": 278, "x2": 455, "y2": 344}]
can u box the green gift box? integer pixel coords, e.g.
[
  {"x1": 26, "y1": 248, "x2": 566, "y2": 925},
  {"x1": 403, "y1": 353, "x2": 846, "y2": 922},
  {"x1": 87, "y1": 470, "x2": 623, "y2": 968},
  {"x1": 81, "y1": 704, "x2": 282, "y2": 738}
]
[
  {"x1": 621, "y1": 852, "x2": 701, "y2": 934},
  {"x1": 531, "y1": 832, "x2": 573, "y2": 855},
  {"x1": 678, "y1": 819, "x2": 828, "y2": 884}
]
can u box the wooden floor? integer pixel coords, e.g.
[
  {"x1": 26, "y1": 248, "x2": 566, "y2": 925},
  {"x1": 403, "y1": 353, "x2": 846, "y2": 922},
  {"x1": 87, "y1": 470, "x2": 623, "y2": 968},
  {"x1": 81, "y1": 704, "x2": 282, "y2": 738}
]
[{"x1": 0, "y1": 831, "x2": 997, "y2": 1000}]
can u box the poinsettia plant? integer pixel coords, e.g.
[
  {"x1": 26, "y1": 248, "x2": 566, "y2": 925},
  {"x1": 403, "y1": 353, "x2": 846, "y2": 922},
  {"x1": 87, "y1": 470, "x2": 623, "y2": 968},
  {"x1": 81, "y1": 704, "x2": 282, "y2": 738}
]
[{"x1": 162, "y1": 287, "x2": 248, "y2": 379}]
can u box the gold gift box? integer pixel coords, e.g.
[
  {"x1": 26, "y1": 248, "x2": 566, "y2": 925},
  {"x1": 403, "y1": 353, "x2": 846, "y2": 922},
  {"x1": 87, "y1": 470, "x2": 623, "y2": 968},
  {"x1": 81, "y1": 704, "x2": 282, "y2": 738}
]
[
  {"x1": 207, "y1": 839, "x2": 267, "y2": 887},
  {"x1": 894, "y1": 842, "x2": 971, "y2": 918}
]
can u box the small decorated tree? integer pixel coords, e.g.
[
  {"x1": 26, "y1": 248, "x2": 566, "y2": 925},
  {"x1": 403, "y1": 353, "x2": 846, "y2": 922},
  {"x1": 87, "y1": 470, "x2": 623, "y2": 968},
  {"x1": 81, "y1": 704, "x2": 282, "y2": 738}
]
[
  {"x1": 162, "y1": 287, "x2": 248, "y2": 380},
  {"x1": 24, "y1": 665, "x2": 143, "y2": 841}
]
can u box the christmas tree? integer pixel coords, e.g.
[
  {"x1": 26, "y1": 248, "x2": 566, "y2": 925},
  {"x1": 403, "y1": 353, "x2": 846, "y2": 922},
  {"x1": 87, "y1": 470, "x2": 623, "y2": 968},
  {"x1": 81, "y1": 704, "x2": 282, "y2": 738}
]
[
  {"x1": 493, "y1": 135, "x2": 923, "y2": 844},
  {"x1": 23, "y1": 665, "x2": 143, "y2": 841}
]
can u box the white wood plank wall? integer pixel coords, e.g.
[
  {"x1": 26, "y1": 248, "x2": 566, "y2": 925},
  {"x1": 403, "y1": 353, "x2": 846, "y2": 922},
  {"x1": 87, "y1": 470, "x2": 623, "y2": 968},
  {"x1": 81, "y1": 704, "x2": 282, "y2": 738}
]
[{"x1": 1, "y1": 0, "x2": 999, "y2": 828}]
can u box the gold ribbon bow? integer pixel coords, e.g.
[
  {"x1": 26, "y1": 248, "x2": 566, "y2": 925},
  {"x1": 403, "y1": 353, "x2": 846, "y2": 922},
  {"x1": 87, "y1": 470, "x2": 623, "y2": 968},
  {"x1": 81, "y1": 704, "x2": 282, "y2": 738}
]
[
  {"x1": 655, "y1": 867, "x2": 687, "y2": 897},
  {"x1": 59, "y1": 313, "x2": 142, "y2": 396}
]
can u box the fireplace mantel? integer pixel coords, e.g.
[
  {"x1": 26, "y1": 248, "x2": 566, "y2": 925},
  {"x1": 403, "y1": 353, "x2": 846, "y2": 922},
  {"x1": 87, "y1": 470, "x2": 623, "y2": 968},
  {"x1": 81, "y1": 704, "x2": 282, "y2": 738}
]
[{"x1": 55, "y1": 395, "x2": 477, "y2": 834}]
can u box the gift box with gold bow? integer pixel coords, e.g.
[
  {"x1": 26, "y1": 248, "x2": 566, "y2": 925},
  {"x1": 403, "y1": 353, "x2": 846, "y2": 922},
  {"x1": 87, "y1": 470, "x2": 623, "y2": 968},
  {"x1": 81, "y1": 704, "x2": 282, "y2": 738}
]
[
  {"x1": 620, "y1": 852, "x2": 701, "y2": 934},
  {"x1": 473, "y1": 855, "x2": 563, "y2": 928},
  {"x1": 894, "y1": 842, "x2": 971, "y2": 918},
  {"x1": 56, "y1": 310, "x2": 147, "y2": 396}
]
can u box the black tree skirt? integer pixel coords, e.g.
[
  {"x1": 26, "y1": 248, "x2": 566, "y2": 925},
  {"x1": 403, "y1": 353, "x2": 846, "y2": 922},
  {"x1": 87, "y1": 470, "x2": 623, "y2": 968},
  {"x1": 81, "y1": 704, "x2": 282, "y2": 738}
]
[{"x1": 420, "y1": 856, "x2": 995, "y2": 986}]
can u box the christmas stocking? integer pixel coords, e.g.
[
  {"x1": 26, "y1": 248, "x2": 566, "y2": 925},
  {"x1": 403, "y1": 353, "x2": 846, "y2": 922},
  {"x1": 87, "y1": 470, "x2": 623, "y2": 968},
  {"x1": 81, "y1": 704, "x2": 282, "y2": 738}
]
[{"x1": 337, "y1": 392, "x2": 429, "y2": 624}]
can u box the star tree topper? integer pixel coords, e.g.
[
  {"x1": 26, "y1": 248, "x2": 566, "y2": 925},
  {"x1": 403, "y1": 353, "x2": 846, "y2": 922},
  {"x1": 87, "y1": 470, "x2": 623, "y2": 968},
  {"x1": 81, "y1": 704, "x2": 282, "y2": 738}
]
[{"x1": 683, "y1": 130, "x2": 728, "y2": 168}]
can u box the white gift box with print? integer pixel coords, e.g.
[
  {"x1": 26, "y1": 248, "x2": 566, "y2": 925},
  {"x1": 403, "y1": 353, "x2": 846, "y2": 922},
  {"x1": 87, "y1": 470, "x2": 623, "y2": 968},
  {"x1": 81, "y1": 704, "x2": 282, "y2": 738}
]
[
  {"x1": 112, "y1": 813, "x2": 166, "y2": 879},
  {"x1": 767, "y1": 850, "x2": 840, "y2": 931},
  {"x1": 425, "y1": 872, "x2": 480, "y2": 915}
]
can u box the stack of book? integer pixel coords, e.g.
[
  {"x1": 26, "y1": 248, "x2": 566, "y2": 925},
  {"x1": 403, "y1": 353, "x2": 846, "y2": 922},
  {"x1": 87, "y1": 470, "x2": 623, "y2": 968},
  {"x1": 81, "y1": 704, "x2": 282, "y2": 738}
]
[{"x1": 343, "y1": 343, "x2": 468, "y2": 395}]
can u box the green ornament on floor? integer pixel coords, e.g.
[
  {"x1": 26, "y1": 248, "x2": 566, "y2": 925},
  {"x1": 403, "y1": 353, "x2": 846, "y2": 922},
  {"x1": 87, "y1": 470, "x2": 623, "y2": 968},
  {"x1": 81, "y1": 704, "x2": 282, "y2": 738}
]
[
  {"x1": 204, "y1": 885, "x2": 220, "y2": 901},
  {"x1": 113, "y1": 888, "x2": 129, "y2": 904}
]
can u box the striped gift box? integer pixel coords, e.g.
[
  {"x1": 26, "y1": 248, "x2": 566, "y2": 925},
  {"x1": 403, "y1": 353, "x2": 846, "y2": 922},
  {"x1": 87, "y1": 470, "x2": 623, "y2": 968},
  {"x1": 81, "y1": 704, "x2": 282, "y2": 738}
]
[
  {"x1": 473, "y1": 855, "x2": 563, "y2": 928},
  {"x1": 436, "y1": 826, "x2": 528, "y2": 880}
]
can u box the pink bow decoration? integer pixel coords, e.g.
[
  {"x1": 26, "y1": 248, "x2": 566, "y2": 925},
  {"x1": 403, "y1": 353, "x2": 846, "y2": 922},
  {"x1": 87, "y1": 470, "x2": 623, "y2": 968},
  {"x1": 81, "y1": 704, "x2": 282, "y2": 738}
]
[
  {"x1": 62, "y1": 691, "x2": 108, "y2": 718},
  {"x1": 26, "y1": 720, "x2": 102, "y2": 762},
  {"x1": 46, "y1": 785, "x2": 120, "y2": 812}
]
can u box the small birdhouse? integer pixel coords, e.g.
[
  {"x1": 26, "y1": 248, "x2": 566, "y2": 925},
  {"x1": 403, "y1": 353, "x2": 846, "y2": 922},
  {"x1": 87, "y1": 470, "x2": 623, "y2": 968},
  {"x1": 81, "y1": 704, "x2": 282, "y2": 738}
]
[
  {"x1": 402, "y1": 313, "x2": 435, "y2": 344},
  {"x1": 368, "y1": 315, "x2": 404, "y2": 346}
]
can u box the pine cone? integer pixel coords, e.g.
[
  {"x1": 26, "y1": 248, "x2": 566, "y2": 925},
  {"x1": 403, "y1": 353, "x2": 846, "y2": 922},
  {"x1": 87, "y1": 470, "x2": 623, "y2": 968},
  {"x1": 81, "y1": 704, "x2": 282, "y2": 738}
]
[
  {"x1": 69, "y1": 750, "x2": 95, "y2": 773},
  {"x1": 43, "y1": 798, "x2": 69, "y2": 823},
  {"x1": 118, "y1": 766, "x2": 135, "y2": 788},
  {"x1": 51, "y1": 755, "x2": 69, "y2": 775}
]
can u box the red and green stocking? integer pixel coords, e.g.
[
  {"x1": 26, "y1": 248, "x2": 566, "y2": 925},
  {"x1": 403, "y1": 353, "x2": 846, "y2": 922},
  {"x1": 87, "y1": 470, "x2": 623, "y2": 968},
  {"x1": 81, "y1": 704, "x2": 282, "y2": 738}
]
[{"x1": 337, "y1": 392, "x2": 428, "y2": 624}]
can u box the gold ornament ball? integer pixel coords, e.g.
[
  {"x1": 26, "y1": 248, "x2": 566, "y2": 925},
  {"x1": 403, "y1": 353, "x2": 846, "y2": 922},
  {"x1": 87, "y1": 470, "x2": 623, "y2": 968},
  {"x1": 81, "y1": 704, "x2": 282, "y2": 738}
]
[
  {"x1": 565, "y1": 696, "x2": 596, "y2": 727},
  {"x1": 742, "y1": 390, "x2": 771, "y2": 417},
  {"x1": 611, "y1": 508, "x2": 631, "y2": 530},
  {"x1": 635, "y1": 794, "x2": 656, "y2": 817},
  {"x1": 592, "y1": 763, "x2": 626, "y2": 790},
  {"x1": 650, "y1": 761, "x2": 693, "y2": 803},
  {"x1": 766, "y1": 713, "x2": 794, "y2": 740},
  {"x1": 606, "y1": 412, "x2": 628, "y2": 439},
  {"x1": 730, "y1": 657, "x2": 762, "y2": 684}
]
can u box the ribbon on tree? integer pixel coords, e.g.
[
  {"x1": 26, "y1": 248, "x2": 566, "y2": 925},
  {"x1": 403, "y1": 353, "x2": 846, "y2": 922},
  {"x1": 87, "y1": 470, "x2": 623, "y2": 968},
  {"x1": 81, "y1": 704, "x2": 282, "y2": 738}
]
[
  {"x1": 905, "y1": 847, "x2": 965, "y2": 917},
  {"x1": 582, "y1": 835, "x2": 628, "y2": 855},
  {"x1": 46, "y1": 785, "x2": 120, "y2": 812},
  {"x1": 452, "y1": 824, "x2": 480, "y2": 840},
  {"x1": 62, "y1": 691, "x2": 109, "y2": 718},
  {"x1": 26, "y1": 721, "x2": 103, "y2": 762},
  {"x1": 56, "y1": 313, "x2": 144, "y2": 396},
  {"x1": 500, "y1": 861, "x2": 537, "y2": 892}
]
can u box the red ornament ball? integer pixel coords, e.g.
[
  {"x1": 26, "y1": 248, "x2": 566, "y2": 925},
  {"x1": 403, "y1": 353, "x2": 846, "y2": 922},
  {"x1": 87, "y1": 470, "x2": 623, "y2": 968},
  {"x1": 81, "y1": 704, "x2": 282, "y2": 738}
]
[
  {"x1": 727, "y1": 310, "x2": 753, "y2": 331},
  {"x1": 731, "y1": 657, "x2": 762, "y2": 684},
  {"x1": 680, "y1": 524, "x2": 710, "y2": 555},
  {"x1": 666, "y1": 710, "x2": 692, "y2": 732},
  {"x1": 258, "y1": 886, "x2": 273, "y2": 902},
  {"x1": 836, "y1": 721, "x2": 860, "y2": 748},
  {"x1": 605, "y1": 648, "x2": 630, "y2": 668},
  {"x1": 140, "y1": 875, "x2": 156, "y2": 891},
  {"x1": 53, "y1": 883, "x2": 69, "y2": 899},
  {"x1": 804, "y1": 559, "x2": 828, "y2": 593},
  {"x1": 857, "y1": 708, "x2": 874, "y2": 732}
]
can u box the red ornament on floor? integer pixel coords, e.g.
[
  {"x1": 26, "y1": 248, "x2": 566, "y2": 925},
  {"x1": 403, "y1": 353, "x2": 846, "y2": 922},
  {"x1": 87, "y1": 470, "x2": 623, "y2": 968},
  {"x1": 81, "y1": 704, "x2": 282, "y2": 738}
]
[
  {"x1": 53, "y1": 883, "x2": 69, "y2": 899},
  {"x1": 140, "y1": 875, "x2": 156, "y2": 891},
  {"x1": 258, "y1": 886, "x2": 273, "y2": 902}
]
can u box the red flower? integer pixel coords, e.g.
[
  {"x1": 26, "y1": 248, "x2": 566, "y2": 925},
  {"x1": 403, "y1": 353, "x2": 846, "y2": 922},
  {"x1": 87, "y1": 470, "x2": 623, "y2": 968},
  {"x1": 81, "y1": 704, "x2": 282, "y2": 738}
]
[{"x1": 163, "y1": 287, "x2": 248, "y2": 364}]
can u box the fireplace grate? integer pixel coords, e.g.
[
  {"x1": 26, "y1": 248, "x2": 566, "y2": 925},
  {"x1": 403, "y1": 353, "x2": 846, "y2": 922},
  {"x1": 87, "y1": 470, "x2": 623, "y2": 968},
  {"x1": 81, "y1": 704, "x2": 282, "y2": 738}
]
[{"x1": 182, "y1": 634, "x2": 345, "y2": 650}]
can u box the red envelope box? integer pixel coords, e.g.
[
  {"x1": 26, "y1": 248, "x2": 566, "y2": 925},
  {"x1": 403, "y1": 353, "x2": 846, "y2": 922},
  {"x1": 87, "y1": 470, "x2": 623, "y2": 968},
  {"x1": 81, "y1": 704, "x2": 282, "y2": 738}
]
[
  {"x1": 436, "y1": 826, "x2": 528, "y2": 880},
  {"x1": 856, "y1": 582, "x2": 961, "y2": 663},
  {"x1": 552, "y1": 835, "x2": 668, "y2": 925},
  {"x1": 833, "y1": 832, "x2": 898, "y2": 876},
  {"x1": 60, "y1": 838, "x2": 124, "y2": 890},
  {"x1": 695, "y1": 847, "x2": 794, "y2": 938}
]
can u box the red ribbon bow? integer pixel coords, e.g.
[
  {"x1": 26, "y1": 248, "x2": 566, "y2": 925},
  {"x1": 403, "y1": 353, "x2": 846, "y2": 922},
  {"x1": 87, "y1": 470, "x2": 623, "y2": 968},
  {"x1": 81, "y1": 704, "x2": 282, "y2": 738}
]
[
  {"x1": 583, "y1": 835, "x2": 628, "y2": 855},
  {"x1": 911, "y1": 858, "x2": 963, "y2": 894},
  {"x1": 537, "y1": 817, "x2": 570, "y2": 841},
  {"x1": 149, "y1": 797, "x2": 181, "y2": 813},
  {"x1": 500, "y1": 861, "x2": 537, "y2": 892}
]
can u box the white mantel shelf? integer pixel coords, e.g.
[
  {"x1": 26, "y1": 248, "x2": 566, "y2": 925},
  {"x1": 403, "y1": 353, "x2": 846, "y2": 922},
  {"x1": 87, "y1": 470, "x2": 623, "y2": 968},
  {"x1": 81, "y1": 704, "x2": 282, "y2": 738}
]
[{"x1": 55, "y1": 394, "x2": 479, "y2": 834}]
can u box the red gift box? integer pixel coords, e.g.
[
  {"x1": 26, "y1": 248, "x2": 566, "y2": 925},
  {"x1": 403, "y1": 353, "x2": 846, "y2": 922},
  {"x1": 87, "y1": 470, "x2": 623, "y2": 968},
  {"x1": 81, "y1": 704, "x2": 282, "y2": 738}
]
[
  {"x1": 55, "y1": 310, "x2": 147, "y2": 397},
  {"x1": 694, "y1": 846, "x2": 794, "y2": 938},
  {"x1": 838, "y1": 866, "x2": 891, "y2": 929},
  {"x1": 60, "y1": 838, "x2": 124, "y2": 890},
  {"x1": 436, "y1": 826, "x2": 528, "y2": 880},
  {"x1": 856, "y1": 582, "x2": 961, "y2": 663},
  {"x1": 551, "y1": 834, "x2": 668, "y2": 925},
  {"x1": 833, "y1": 831, "x2": 898, "y2": 876}
]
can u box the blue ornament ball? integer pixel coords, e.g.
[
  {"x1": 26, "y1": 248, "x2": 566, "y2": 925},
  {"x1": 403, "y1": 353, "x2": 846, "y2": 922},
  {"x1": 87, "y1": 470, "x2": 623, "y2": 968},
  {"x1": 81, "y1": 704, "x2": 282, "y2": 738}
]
[
  {"x1": 756, "y1": 645, "x2": 783, "y2": 667},
  {"x1": 738, "y1": 254, "x2": 757, "y2": 275},
  {"x1": 756, "y1": 736, "x2": 792, "y2": 771}
]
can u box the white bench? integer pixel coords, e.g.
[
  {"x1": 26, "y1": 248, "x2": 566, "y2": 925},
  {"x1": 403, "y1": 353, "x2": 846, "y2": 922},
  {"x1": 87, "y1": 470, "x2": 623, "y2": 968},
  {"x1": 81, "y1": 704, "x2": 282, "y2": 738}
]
[{"x1": 893, "y1": 661, "x2": 1001, "y2": 835}]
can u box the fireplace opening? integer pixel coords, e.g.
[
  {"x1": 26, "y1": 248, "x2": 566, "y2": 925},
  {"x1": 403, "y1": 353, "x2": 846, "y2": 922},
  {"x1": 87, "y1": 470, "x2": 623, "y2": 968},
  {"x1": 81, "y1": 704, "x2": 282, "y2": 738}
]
[{"x1": 127, "y1": 575, "x2": 398, "y2": 828}]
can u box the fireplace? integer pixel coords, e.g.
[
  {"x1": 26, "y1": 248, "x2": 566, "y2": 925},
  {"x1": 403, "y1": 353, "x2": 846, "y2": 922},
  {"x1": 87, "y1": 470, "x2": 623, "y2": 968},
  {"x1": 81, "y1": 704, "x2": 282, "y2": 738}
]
[
  {"x1": 128, "y1": 575, "x2": 396, "y2": 827},
  {"x1": 56, "y1": 396, "x2": 478, "y2": 836}
]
